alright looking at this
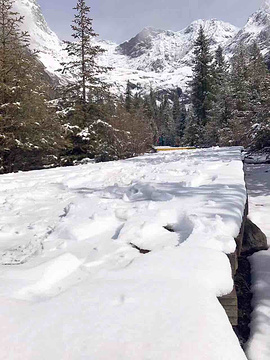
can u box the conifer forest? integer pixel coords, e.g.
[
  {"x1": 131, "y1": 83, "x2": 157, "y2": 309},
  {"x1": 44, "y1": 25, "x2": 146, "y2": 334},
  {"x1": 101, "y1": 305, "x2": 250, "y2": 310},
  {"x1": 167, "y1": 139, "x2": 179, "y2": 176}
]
[{"x1": 0, "y1": 0, "x2": 270, "y2": 174}]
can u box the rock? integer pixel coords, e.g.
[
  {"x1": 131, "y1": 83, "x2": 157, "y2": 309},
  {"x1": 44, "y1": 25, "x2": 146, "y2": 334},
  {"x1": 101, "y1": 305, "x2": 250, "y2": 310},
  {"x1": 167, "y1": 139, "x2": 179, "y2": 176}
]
[
  {"x1": 130, "y1": 243, "x2": 151, "y2": 254},
  {"x1": 244, "y1": 148, "x2": 270, "y2": 164},
  {"x1": 242, "y1": 218, "x2": 268, "y2": 254}
]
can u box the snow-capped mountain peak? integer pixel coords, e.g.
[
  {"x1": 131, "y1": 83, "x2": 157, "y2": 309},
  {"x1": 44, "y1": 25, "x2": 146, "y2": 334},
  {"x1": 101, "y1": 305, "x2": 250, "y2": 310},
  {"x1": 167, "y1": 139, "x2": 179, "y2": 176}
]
[
  {"x1": 117, "y1": 26, "x2": 168, "y2": 58},
  {"x1": 11, "y1": 0, "x2": 270, "y2": 92},
  {"x1": 227, "y1": 1, "x2": 270, "y2": 61},
  {"x1": 182, "y1": 18, "x2": 239, "y2": 38},
  {"x1": 261, "y1": 0, "x2": 270, "y2": 12},
  {"x1": 13, "y1": 0, "x2": 65, "y2": 76},
  {"x1": 118, "y1": 19, "x2": 238, "y2": 62},
  {"x1": 100, "y1": 19, "x2": 238, "y2": 92},
  {"x1": 116, "y1": 19, "x2": 237, "y2": 71}
]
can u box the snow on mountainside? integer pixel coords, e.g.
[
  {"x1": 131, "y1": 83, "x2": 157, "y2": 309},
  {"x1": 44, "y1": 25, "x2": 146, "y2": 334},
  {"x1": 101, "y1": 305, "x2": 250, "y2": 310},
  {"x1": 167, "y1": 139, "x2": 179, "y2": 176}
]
[
  {"x1": 97, "y1": 20, "x2": 238, "y2": 92},
  {"x1": 118, "y1": 20, "x2": 238, "y2": 71},
  {"x1": 12, "y1": 0, "x2": 270, "y2": 92},
  {"x1": 227, "y1": 0, "x2": 270, "y2": 61},
  {"x1": 12, "y1": 0, "x2": 238, "y2": 92},
  {"x1": 13, "y1": 0, "x2": 65, "y2": 77}
]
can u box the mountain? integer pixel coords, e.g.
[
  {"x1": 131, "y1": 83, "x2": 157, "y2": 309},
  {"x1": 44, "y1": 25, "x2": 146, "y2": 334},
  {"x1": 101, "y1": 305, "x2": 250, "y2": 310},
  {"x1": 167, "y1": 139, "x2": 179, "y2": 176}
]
[
  {"x1": 118, "y1": 21, "x2": 238, "y2": 70},
  {"x1": 13, "y1": 0, "x2": 65, "y2": 78},
  {"x1": 11, "y1": 0, "x2": 270, "y2": 93},
  {"x1": 227, "y1": 0, "x2": 270, "y2": 64},
  {"x1": 97, "y1": 20, "x2": 238, "y2": 92}
]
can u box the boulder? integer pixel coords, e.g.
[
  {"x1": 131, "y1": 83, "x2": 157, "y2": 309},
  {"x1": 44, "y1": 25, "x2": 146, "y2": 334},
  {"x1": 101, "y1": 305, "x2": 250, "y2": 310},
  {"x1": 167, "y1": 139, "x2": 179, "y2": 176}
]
[{"x1": 242, "y1": 218, "x2": 268, "y2": 254}]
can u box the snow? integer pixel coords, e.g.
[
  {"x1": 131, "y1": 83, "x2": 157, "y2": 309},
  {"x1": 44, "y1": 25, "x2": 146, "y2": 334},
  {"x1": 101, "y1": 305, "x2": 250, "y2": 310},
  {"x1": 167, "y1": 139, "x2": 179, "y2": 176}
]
[
  {"x1": 13, "y1": 0, "x2": 239, "y2": 92},
  {"x1": 96, "y1": 20, "x2": 239, "y2": 93},
  {"x1": 13, "y1": 0, "x2": 270, "y2": 94},
  {"x1": 13, "y1": 0, "x2": 66, "y2": 76},
  {"x1": 227, "y1": 0, "x2": 270, "y2": 56},
  {"x1": 0, "y1": 147, "x2": 247, "y2": 359},
  {"x1": 262, "y1": 0, "x2": 270, "y2": 13},
  {"x1": 244, "y1": 164, "x2": 270, "y2": 240},
  {"x1": 244, "y1": 164, "x2": 270, "y2": 360}
]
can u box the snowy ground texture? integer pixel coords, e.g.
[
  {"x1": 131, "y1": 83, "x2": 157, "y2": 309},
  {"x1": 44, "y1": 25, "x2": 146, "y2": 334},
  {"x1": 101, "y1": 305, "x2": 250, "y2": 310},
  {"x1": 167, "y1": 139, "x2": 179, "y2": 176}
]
[
  {"x1": 0, "y1": 147, "x2": 247, "y2": 359},
  {"x1": 245, "y1": 163, "x2": 270, "y2": 360}
]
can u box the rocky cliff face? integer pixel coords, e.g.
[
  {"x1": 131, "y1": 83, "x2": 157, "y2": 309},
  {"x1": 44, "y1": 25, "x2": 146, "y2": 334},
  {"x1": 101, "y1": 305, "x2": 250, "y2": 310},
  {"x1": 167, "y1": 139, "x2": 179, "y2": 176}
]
[
  {"x1": 12, "y1": 0, "x2": 270, "y2": 92},
  {"x1": 13, "y1": 0, "x2": 65, "y2": 77},
  {"x1": 227, "y1": 0, "x2": 270, "y2": 65}
]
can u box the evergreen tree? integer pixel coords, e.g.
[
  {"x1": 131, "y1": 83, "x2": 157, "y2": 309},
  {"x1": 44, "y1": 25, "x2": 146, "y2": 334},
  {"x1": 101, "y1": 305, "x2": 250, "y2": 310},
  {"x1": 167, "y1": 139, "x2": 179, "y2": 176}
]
[
  {"x1": 230, "y1": 46, "x2": 249, "y2": 114},
  {"x1": 226, "y1": 45, "x2": 251, "y2": 146},
  {"x1": 248, "y1": 42, "x2": 270, "y2": 108},
  {"x1": 190, "y1": 26, "x2": 213, "y2": 127},
  {"x1": 0, "y1": 0, "x2": 29, "y2": 111},
  {"x1": 247, "y1": 43, "x2": 270, "y2": 149},
  {"x1": 133, "y1": 92, "x2": 144, "y2": 110},
  {"x1": 214, "y1": 46, "x2": 231, "y2": 127},
  {"x1": 143, "y1": 87, "x2": 158, "y2": 120},
  {"x1": 179, "y1": 101, "x2": 187, "y2": 140},
  {"x1": 143, "y1": 87, "x2": 158, "y2": 143},
  {"x1": 125, "y1": 80, "x2": 133, "y2": 112},
  {"x1": 183, "y1": 110, "x2": 203, "y2": 147},
  {"x1": 159, "y1": 95, "x2": 175, "y2": 145},
  {"x1": 218, "y1": 43, "x2": 270, "y2": 148},
  {"x1": 149, "y1": 87, "x2": 159, "y2": 119},
  {"x1": 60, "y1": 0, "x2": 107, "y2": 124},
  {"x1": 172, "y1": 91, "x2": 180, "y2": 124},
  {"x1": 172, "y1": 91, "x2": 186, "y2": 141},
  {"x1": 205, "y1": 46, "x2": 230, "y2": 146},
  {"x1": 0, "y1": 0, "x2": 64, "y2": 173}
]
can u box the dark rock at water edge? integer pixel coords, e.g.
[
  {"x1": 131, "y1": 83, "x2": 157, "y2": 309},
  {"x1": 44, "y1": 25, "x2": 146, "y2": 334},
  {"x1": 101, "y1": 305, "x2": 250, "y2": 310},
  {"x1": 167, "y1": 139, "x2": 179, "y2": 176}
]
[
  {"x1": 242, "y1": 218, "x2": 268, "y2": 255},
  {"x1": 244, "y1": 148, "x2": 270, "y2": 164}
]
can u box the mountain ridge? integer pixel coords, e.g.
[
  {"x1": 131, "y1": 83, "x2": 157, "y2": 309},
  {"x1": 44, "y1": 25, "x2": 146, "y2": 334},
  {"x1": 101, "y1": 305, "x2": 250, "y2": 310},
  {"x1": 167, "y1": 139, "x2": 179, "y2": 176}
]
[
  {"x1": 98, "y1": 19, "x2": 238, "y2": 92},
  {"x1": 12, "y1": 0, "x2": 270, "y2": 93}
]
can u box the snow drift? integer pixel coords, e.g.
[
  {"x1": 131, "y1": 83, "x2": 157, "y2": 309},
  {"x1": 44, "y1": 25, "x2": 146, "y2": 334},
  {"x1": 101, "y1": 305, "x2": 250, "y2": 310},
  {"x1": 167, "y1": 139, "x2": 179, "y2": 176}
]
[{"x1": 0, "y1": 147, "x2": 247, "y2": 359}]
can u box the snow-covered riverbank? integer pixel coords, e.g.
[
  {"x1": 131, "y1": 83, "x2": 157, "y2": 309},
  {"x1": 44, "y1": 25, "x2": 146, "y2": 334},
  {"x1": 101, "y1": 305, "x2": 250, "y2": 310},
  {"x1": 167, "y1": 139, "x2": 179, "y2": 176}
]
[
  {"x1": 0, "y1": 148, "x2": 247, "y2": 359},
  {"x1": 244, "y1": 164, "x2": 270, "y2": 360}
]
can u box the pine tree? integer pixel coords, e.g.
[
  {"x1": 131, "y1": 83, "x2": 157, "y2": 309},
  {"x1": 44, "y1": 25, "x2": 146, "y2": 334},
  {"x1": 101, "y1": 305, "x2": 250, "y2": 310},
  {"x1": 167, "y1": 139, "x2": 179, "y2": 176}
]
[
  {"x1": 219, "y1": 43, "x2": 270, "y2": 148},
  {"x1": 205, "y1": 46, "x2": 230, "y2": 146},
  {"x1": 172, "y1": 91, "x2": 186, "y2": 141},
  {"x1": 231, "y1": 46, "x2": 249, "y2": 114},
  {"x1": 178, "y1": 101, "x2": 187, "y2": 141},
  {"x1": 227, "y1": 45, "x2": 251, "y2": 146},
  {"x1": 213, "y1": 46, "x2": 228, "y2": 95},
  {"x1": 0, "y1": 0, "x2": 29, "y2": 112},
  {"x1": 133, "y1": 92, "x2": 144, "y2": 110},
  {"x1": 125, "y1": 80, "x2": 133, "y2": 112},
  {"x1": 172, "y1": 91, "x2": 180, "y2": 124},
  {"x1": 248, "y1": 42, "x2": 269, "y2": 108},
  {"x1": 60, "y1": 0, "x2": 107, "y2": 125},
  {"x1": 0, "y1": 0, "x2": 64, "y2": 172},
  {"x1": 190, "y1": 26, "x2": 213, "y2": 127},
  {"x1": 183, "y1": 110, "x2": 203, "y2": 147},
  {"x1": 142, "y1": 87, "x2": 158, "y2": 143},
  {"x1": 159, "y1": 95, "x2": 175, "y2": 145},
  {"x1": 247, "y1": 43, "x2": 270, "y2": 149},
  {"x1": 143, "y1": 87, "x2": 158, "y2": 119}
]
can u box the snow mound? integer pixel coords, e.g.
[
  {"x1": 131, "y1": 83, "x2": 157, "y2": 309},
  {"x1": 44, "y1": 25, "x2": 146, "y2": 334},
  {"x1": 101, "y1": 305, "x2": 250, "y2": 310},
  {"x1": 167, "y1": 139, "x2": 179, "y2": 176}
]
[
  {"x1": 15, "y1": 253, "x2": 82, "y2": 300},
  {"x1": 0, "y1": 147, "x2": 247, "y2": 359}
]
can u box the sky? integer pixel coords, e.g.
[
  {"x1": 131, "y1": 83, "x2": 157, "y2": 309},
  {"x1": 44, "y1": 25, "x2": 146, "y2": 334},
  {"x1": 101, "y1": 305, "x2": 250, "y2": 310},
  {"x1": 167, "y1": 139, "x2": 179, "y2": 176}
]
[{"x1": 38, "y1": 0, "x2": 263, "y2": 44}]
